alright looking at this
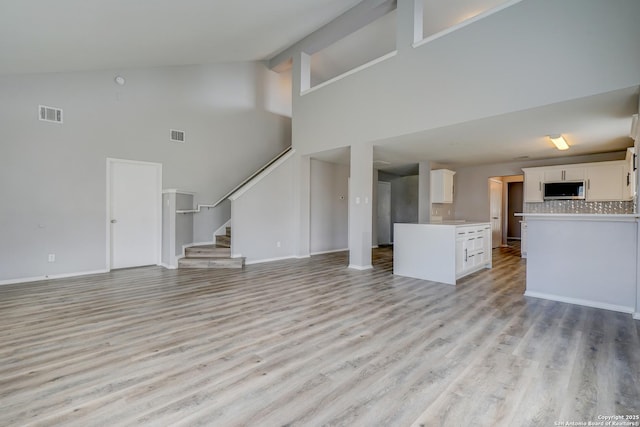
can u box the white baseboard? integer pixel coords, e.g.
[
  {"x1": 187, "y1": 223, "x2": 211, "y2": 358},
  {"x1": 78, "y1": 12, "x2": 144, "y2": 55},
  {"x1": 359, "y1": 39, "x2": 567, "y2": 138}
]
[
  {"x1": 310, "y1": 248, "x2": 348, "y2": 256},
  {"x1": 524, "y1": 291, "x2": 634, "y2": 314},
  {"x1": 159, "y1": 263, "x2": 177, "y2": 270},
  {"x1": 348, "y1": 264, "x2": 373, "y2": 271},
  {"x1": 0, "y1": 269, "x2": 110, "y2": 286},
  {"x1": 245, "y1": 255, "x2": 297, "y2": 265},
  {"x1": 633, "y1": 312, "x2": 640, "y2": 320},
  {"x1": 295, "y1": 255, "x2": 311, "y2": 259}
]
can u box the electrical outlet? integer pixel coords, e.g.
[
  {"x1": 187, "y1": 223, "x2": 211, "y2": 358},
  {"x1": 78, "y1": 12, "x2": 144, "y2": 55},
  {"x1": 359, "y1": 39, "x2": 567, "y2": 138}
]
[
  {"x1": 276, "y1": 241, "x2": 281, "y2": 248},
  {"x1": 48, "y1": 254, "x2": 55, "y2": 263}
]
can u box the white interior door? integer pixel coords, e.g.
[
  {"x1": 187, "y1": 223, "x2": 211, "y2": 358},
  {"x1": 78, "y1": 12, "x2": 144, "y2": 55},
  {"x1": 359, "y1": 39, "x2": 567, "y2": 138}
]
[
  {"x1": 108, "y1": 159, "x2": 162, "y2": 269},
  {"x1": 377, "y1": 181, "x2": 391, "y2": 245},
  {"x1": 489, "y1": 178, "x2": 503, "y2": 248}
]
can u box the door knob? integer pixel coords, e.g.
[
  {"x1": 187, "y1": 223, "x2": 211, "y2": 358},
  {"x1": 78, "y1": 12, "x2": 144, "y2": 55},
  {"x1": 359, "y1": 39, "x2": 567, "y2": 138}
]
[{"x1": 111, "y1": 219, "x2": 117, "y2": 224}]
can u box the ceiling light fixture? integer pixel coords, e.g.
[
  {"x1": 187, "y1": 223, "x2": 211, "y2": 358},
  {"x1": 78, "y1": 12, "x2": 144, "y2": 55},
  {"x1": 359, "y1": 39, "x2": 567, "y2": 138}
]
[
  {"x1": 114, "y1": 75, "x2": 126, "y2": 86},
  {"x1": 549, "y1": 135, "x2": 569, "y2": 151}
]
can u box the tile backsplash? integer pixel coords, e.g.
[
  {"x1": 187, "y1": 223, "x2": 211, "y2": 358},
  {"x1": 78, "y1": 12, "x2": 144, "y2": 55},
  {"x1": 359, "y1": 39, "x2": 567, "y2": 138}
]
[{"x1": 524, "y1": 200, "x2": 634, "y2": 214}]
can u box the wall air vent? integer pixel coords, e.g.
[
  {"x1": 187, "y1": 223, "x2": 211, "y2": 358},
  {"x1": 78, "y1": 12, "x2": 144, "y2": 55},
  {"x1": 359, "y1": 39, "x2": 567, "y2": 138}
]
[
  {"x1": 39, "y1": 105, "x2": 63, "y2": 124},
  {"x1": 170, "y1": 129, "x2": 185, "y2": 143}
]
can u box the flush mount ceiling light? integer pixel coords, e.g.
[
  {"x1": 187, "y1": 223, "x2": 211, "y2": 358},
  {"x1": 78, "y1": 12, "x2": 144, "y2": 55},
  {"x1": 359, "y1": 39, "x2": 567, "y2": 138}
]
[
  {"x1": 114, "y1": 75, "x2": 126, "y2": 86},
  {"x1": 549, "y1": 135, "x2": 569, "y2": 151}
]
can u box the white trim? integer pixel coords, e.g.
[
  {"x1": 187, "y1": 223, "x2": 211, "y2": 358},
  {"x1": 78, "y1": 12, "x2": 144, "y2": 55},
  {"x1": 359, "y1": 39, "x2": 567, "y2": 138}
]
[
  {"x1": 0, "y1": 269, "x2": 109, "y2": 286},
  {"x1": 524, "y1": 291, "x2": 634, "y2": 314},
  {"x1": 413, "y1": 0, "x2": 524, "y2": 49},
  {"x1": 214, "y1": 220, "x2": 231, "y2": 237},
  {"x1": 295, "y1": 255, "x2": 311, "y2": 259},
  {"x1": 301, "y1": 51, "x2": 398, "y2": 96},
  {"x1": 228, "y1": 150, "x2": 296, "y2": 201},
  {"x1": 633, "y1": 312, "x2": 640, "y2": 320},
  {"x1": 310, "y1": 248, "x2": 348, "y2": 256},
  {"x1": 159, "y1": 263, "x2": 177, "y2": 270},
  {"x1": 106, "y1": 158, "x2": 163, "y2": 271},
  {"x1": 245, "y1": 256, "x2": 298, "y2": 265},
  {"x1": 348, "y1": 264, "x2": 374, "y2": 271},
  {"x1": 162, "y1": 189, "x2": 196, "y2": 195}
]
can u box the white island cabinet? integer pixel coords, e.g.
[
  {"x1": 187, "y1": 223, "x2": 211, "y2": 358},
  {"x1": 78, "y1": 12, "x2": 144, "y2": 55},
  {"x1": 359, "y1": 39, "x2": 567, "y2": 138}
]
[{"x1": 394, "y1": 222, "x2": 492, "y2": 285}]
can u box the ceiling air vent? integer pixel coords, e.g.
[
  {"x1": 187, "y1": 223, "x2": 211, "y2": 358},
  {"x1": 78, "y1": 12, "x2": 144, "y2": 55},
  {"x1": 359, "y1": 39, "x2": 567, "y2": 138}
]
[
  {"x1": 170, "y1": 129, "x2": 185, "y2": 143},
  {"x1": 39, "y1": 105, "x2": 63, "y2": 124}
]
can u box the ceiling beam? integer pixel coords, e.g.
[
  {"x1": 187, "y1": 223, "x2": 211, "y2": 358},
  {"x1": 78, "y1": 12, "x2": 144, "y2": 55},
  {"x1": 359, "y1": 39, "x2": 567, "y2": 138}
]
[{"x1": 268, "y1": 0, "x2": 396, "y2": 71}]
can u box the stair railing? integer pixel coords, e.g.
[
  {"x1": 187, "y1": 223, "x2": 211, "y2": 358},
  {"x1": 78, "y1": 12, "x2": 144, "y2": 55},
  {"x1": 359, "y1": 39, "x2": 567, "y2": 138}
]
[{"x1": 177, "y1": 146, "x2": 293, "y2": 214}]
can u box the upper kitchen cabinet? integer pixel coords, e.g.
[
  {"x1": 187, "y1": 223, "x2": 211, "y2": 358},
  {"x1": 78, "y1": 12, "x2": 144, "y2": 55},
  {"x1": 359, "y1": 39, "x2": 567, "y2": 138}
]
[
  {"x1": 624, "y1": 147, "x2": 636, "y2": 201},
  {"x1": 522, "y1": 168, "x2": 544, "y2": 202},
  {"x1": 586, "y1": 162, "x2": 627, "y2": 201},
  {"x1": 431, "y1": 169, "x2": 456, "y2": 203},
  {"x1": 524, "y1": 159, "x2": 633, "y2": 203},
  {"x1": 543, "y1": 165, "x2": 586, "y2": 182}
]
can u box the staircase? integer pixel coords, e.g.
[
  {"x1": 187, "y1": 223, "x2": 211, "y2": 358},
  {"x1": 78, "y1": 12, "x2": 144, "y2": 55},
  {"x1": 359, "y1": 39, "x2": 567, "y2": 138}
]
[{"x1": 178, "y1": 227, "x2": 245, "y2": 269}]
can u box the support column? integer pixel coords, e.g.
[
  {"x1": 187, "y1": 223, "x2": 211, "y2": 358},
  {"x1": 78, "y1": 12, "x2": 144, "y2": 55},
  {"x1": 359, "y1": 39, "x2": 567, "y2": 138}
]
[
  {"x1": 293, "y1": 153, "x2": 311, "y2": 259},
  {"x1": 396, "y1": 0, "x2": 423, "y2": 50},
  {"x1": 292, "y1": 51, "x2": 312, "y2": 94},
  {"x1": 418, "y1": 161, "x2": 432, "y2": 223},
  {"x1": 349, "y1": 142, "x2": 373, "y2": 270}
]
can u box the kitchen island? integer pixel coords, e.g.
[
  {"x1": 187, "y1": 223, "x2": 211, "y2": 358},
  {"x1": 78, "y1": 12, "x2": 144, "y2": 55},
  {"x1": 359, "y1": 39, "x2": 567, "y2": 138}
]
[
  {"x1": 394, "y1": 222, "x2": 492, "y2": 285},
  {"x1": 517, "y1": 213, "x2": 639, "y2": 314}
]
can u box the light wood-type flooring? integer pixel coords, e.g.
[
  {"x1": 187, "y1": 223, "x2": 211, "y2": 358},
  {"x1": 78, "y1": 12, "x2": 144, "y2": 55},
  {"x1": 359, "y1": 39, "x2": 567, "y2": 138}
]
[{"x1": 1, "y1": 244, "x2": 639, "y2": 426}]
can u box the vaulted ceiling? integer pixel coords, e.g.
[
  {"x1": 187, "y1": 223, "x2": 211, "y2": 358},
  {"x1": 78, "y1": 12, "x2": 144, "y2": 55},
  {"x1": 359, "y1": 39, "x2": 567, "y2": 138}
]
[{"x1": 2, "y1": 0, "x2": 637, "y2": 170}]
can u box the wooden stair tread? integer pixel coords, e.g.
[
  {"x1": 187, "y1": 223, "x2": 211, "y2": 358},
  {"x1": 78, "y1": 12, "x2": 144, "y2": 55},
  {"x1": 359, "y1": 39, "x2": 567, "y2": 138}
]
[
  {"x1": 185, "y1": 245, "x2": 231, "y2": 257},
  {"x1": 179, "y1": 257, "x2": 245, "y2": 269},
  {"x1": 179, "y1": 227, "x2": 237, "y2": 269}
]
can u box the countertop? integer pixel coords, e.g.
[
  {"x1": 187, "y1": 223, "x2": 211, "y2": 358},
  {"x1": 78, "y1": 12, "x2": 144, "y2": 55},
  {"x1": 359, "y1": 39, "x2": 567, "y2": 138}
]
[
  {"x1": 515, "y1": 213, "x2": 639, "y2": 222},
  {"x1": 397, "y1": 221, "x2": 490, "y2": 226}
]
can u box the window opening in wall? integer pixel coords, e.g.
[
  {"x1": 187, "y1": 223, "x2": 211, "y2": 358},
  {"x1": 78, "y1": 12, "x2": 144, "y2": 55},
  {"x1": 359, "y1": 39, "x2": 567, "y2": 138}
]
[
  {"x1": 422, "y1": 0, "x2": 514, "y2": 40},
  {"x1": 310, "y1": 10, "x2": 396, "y2": 88}
]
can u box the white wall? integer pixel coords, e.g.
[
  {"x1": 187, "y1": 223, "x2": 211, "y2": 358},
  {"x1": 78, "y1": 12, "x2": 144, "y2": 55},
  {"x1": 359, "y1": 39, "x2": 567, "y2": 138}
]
[
  {"x1": 231, "y1": 155, "x2": 296, "y2": 263},
  {"x1": 293, "y1": 0, "x2": 640, "y2": 155},
  {"x1": 310, "y1": 159, "x2": 349, "y2": 254},
  {"x1": 453, "y1": 152, "x2": 626, "y2": 221},
  {"x1": 526, "y1": 217, "x2": 637, "y2": 313},
  {"x1": 0, "y1": 62, "x2": 291, "y2": 282}
]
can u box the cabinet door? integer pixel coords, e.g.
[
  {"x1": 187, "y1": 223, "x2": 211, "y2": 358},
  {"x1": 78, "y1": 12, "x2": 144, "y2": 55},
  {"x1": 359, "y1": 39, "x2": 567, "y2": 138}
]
[
  {"x1": 431, "y1": 170, "x2": 455, "y2": 203},
  {"x1": 586, "y1": 163, "x2": 624, "y2": 201},
  {"x1": 523, "y1": 170, "x2": 544, "y2": 202},
  {"x1": 623, "y1": 149, "x2": 634, "y2": 201},
  {"x1": 544, "y1": 168, "x2": 563, "y2": 182},
  {"x1": 544, "y1": 166, "x2": 585, "y2": 181},
  {"x1": 481, "y1": 226, "x2": 491, "y2": 264},
  {"x1": 455, "y1": 237, "x2": 465, "y2": 275},
  {"x1": 564, "y1": 167, "x2": 586, "y2": 181}
]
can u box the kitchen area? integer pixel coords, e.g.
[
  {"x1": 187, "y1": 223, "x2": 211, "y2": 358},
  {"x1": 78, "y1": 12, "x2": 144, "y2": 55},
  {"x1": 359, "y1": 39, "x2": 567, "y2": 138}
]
[
  {"x1": 390, "y1": 136, "x2": 640, "y2": 318},
  {"x1": 518, "y1": 149, "x2": 638, "y2": 315},
  {"x1": 392, "y1": 168, "x2": 493, "y2": 286}
]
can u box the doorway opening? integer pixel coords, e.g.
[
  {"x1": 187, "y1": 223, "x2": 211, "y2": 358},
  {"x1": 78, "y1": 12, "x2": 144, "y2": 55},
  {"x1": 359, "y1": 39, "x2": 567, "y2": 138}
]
[{"x1": 488, "y1": 175, "x2": 524, "y2": 248}]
